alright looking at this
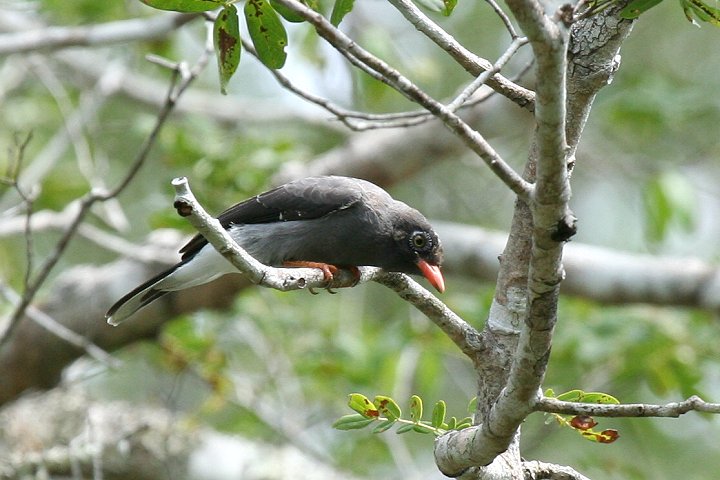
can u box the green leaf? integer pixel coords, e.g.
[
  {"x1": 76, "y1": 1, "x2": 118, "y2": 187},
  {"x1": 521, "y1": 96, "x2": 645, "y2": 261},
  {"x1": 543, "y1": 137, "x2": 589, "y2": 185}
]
[
  {"x1": 457, "y1": 416, "x2": 473, "y2": 428},
  {"x1": 412, "y1": 422, "x2": 436, "y2": 434},
  {"x1": 395, "y1": 423, "x2": 415, "y2": 434},
  {"x1": 619, "y1": 0, "x2": 664, "y2": 18},
  {"x1": 579, "y1": 392, "x2": 620, "y2": 404},
  {"x1": 431, "y1": 400, "x2": 446, "y2": 428},
  {"x1": 442, "y1": 0, "x2": 458, "y2": 16},
  {"x1": 643, "y1": 170, "x2": 697, "y2": 243},
  {"x1": 409, "y1": 395, "x2": 423, "y2": 421},
  {"x1": 333, "y1": 413, "x2": 375, "y2": 430},
  {"x1": 269, "y1": 0, "x2": 305, "y2": 22},
  {"x1": 245, "y1": 0, "x2": 288, "y2": 69},
  {"x1": 214, "y1": 5, "x2": 241, "y2": 95},
  {"x1": 680, "y1": 0, "x2": 720, "y2": 26},
  {"x1": 374, "y1": 395, "x2": 402, "y2": 420},
  {"x1": 330, "y1": 0, "x2": 354, "y2": 26},
  {"x1": 348, "y1": 393, "x2": 379, "y2": 418},
  {"x1": 555, "y1": 389, "x2": 584, "y2": 402},
  {"x1": 140, "y1": 0, "x2": 223, "y2": 12},
  {"x1": 467, "y1": 396, "x2": 477, "y2": 414},
  {"x1": 372, "y1": 419, "x2": 396, "y2": 434},
  {"x1": 446, "y1": 416, "x2": 457, "y2": 430}
]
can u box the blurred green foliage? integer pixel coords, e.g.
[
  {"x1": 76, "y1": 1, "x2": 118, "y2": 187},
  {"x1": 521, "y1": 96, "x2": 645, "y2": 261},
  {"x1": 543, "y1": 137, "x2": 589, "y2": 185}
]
[{"x1": 2, "y1": 0, "x2": 720, "y2": 478}]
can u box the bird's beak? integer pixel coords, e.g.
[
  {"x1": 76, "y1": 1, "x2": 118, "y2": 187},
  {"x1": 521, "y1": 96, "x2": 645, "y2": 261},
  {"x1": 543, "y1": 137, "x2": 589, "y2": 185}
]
[{"x1": 417, "y1": 260, "x2": 445, "y2": 293}]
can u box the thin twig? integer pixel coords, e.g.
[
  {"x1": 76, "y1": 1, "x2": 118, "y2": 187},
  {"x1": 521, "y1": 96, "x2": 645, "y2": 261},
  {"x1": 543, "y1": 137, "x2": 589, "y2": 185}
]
[
  {"x1": 0, "y1": 23, "x2": 214, "y2": 348},
  {"x1": 0, "y1": 282, "x2": 121, "y2": 368},
  {"x1": 485, "y1": 0, "x2": 521, "y2": 39},
  {"x1": 271, "y1": 0, "x2": 532, "y2": 200},
  {"x1": 387, "y1": 0, "x2": 535, "y2": 110},
  {"x1": 0, "y1": 12, "x2": 198, "y2": 55},
  {"x1": 2, "y1": 133, "x2": 36, "y2": 290}
]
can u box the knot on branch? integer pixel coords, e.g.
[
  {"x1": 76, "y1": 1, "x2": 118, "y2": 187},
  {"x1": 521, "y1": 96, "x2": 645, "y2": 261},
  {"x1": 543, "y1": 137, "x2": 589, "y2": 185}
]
[
  {"x1": 551, "y1": 211, "x2": 577, "y2": 242},
  {"x1": 173, "y1": 199, "x2": 193, "y2": 217}
]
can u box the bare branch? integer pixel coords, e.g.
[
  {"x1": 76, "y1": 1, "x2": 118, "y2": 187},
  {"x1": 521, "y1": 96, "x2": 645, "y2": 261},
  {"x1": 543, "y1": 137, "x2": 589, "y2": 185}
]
[
  {"x1": 0, "y1": 26, "x2": 213, "y2": 347},
  {"x1": 375, "y1": 274, "x2": 482, "y2": 358},
  {"x1": 485, "y1": 0, "x2": 522, "y2": 40},
  {"x1": 271, "y1": 0, "x2": 532, "y2": 200},
  {"x1": 242, "y1": 31, "x2": 526, "y2": 131},
  {"x1": 387, "y1": 0, "x2": 534, "y2": 110},
  {"x1": 0, "y1": 282, "x2": 120, "y2": 368},
  {"x1": 536, "y1": 395, "x2": 720, "y2": 417},
  {"x1": 0, "y1": 12, "x2": 198, "y2": 55}
]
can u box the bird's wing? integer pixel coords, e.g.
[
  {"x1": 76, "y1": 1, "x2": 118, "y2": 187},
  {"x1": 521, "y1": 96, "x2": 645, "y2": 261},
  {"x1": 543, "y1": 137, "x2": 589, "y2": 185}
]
[{"x1": 178, "y1": 176, "x2": 371, "y2": 260}]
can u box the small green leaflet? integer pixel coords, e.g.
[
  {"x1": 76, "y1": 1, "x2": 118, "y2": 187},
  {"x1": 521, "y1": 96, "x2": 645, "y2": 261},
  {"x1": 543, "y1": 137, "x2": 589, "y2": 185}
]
[
  {"x1": 269, "y1": 0, "x2": 306, "y2": 23},
  {"x1": 621, "y1": 0, "x2": 720, "y2": 25},
  {"x1": 330, "y1": 0, "x2": 355, "y2": 26},
  {"x1": 443, "y1": 0, "x2": 458, "y2": 16},
  {"x1": 141, "y1": 0, "x2": 223, "y2": 12},
  {"x1": 431, "y1": 400, "x2": 446, "y2": 428},
  {"x1": 214, "y1": 4, "x2": 241, "y2": 94},
  {"x1": 333, "y1": 413, "x2": 375, "y2": 430},
  {"x1": 409, "y1": 395, "x2": 423, "y2": 421},
  {"x1": 680, "y1": 0, "x2": 720, "y2": 26},
  {"x1": 619, "y1": 0, "x2": 664, "y2": 19},
  {"x1": 245, "y1": 0, "x2": 288, "y2": 69}
]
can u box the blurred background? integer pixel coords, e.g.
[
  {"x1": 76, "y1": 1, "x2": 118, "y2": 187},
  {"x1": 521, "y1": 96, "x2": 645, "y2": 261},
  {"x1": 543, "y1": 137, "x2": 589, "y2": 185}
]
[{"x1": 1, "y1": 0, "x2": 719, "y2": 478}]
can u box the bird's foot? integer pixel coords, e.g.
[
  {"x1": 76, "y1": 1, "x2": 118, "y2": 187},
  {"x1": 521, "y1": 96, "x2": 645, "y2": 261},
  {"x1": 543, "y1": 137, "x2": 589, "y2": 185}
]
[{"x1": 283, "y1": 261, "x2": 339, "y2": 293}]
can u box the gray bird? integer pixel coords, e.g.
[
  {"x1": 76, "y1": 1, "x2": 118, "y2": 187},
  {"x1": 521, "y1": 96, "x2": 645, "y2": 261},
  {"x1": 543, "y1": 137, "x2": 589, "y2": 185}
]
[{"x1": 106, "y1": 176, "x2": 444, "y2": 325}]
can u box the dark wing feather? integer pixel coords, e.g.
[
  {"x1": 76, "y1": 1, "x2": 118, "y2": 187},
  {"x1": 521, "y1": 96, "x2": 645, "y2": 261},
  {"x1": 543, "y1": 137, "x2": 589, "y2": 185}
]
[{"x1": 179, "y1": 176, "x2": 366, "y2": 260}]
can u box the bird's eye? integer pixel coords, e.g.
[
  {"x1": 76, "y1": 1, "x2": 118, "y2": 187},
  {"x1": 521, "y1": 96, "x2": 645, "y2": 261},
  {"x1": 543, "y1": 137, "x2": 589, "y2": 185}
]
[{"x1": 409, "y1": 231, "x2": 432, "y2": 251}]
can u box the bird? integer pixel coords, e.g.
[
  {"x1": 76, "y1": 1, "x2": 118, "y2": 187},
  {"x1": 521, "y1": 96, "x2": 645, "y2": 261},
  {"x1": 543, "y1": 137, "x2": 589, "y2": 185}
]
[{"x1": 106, "y1": 175, "x2": 445, "y2": 325}]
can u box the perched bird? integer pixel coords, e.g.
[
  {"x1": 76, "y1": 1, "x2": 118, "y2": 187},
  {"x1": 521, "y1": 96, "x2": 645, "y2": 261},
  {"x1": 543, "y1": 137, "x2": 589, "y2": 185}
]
[{"x1": 106, "y1": 176, "x2": 444, "y2": 325}]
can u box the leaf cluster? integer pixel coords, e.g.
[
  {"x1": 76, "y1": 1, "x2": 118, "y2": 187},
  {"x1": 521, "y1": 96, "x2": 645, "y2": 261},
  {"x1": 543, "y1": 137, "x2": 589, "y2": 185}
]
[
  {"x1": 334, "y1": 393, "x2": 473, "y2": 436},
  {"x1": 544, "y1": 389, "x2": 621, "y2": 444}
]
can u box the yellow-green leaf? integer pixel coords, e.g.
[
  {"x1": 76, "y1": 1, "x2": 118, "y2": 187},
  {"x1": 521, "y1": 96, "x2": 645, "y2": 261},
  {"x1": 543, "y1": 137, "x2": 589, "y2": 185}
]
[
  {"x1": 442, "y1": 0, "x2": 457, "y2": 16},
  {"x1": 680, "y1": 0, "x2": 720, "y2": 26},
  {"x1": 409, "y1": 395, "x2": 423, "y2": 421},
  {"x1": 374, "y1": 395, "x2": 402, "y2": 420},
  {"x1": 348, "y1": 393, "x2": 379, "y2": 418}
]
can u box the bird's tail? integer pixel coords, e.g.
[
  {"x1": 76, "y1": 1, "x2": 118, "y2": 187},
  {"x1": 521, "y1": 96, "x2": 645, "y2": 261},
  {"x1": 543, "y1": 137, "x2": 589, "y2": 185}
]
[{"x1": 105, "y1": 264, "x2": 180, "y2": 326}]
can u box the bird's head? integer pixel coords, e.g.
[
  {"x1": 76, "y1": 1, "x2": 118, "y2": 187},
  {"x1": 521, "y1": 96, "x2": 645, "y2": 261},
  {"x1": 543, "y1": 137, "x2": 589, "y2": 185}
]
[{"x1": 391, "y1": 207, "x2": 445, "y2": 293}]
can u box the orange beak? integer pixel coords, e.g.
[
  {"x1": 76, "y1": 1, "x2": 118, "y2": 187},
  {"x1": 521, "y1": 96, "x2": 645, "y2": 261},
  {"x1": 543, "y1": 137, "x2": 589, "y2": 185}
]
[{"x1": 417, "y1": 259, "x2": 445, "y2": 293}]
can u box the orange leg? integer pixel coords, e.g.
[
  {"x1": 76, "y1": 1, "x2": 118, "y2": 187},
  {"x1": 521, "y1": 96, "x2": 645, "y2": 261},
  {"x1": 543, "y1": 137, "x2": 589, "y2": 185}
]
[{"x1": 283, "y1": 261, "x2": 338, "y2": 283}]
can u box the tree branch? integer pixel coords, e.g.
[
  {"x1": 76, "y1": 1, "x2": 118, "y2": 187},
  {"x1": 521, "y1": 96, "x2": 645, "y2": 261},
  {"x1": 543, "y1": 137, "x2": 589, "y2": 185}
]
[
  {"x1": 0, "y1": 25, "x2": 213, "y2": 347},
  {"x1": 0, "y1": 12, "x2": 198, "y2": 55},
  {"x1": 535, "y1": 395, "x2": 720, "y2": 417},
  {"x1": 171, "y1": 177, "x2": 481, "y2": 355},
  {"x1": 387, "y1": 0, "x2": 535, "y2": 110},
  {"x1": 270, "y1": 0, "x2": 532, "y2": 200}
]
